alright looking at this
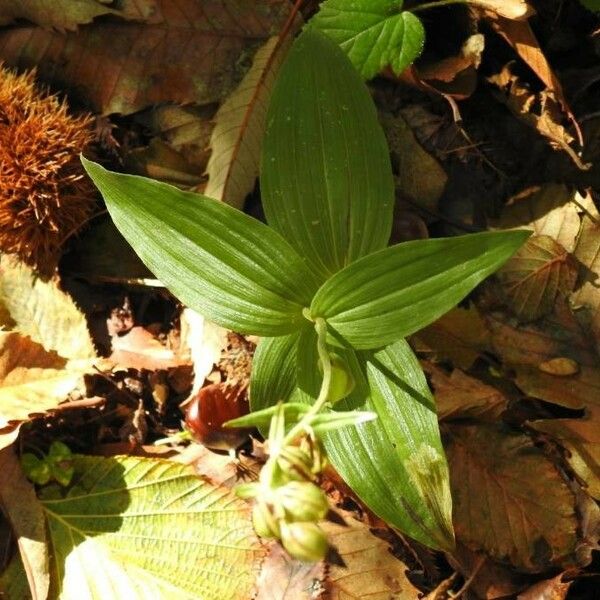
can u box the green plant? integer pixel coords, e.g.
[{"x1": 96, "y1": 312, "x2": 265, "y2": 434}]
[{"x1": 82, "y1": 29, "x2": 528, "y2": 558}]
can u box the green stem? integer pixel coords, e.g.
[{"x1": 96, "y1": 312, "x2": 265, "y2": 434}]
[
  {"x1": 411, "y1": 0, "x2": 467, "y2": 13},
  {"x1": 283, "y1": 318, "x2": 332, "y2": 445}
]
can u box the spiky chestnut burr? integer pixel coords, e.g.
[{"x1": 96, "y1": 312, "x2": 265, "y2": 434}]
[{"x1": 0, "y1": 65, "x2": 95, "y2": 275}]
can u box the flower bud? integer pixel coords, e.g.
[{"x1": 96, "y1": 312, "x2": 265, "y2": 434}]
[
  {"x1": 277, "y1": 481, "x2": 329, "y2": 522},
  {"x1": 300, "y1": 437, "x2": 328, "y2": 475},
  {"x1": 277, "y1": 446, "x2": 314, "y2": 481},
  {"x1": 318, "y1": 353, "x2": 355, "y2": 404},
  {"x1": 280, "y1": 521, "x2": 328, "y2": 562},
  {"x1": 252, "y1": 500, "x2": 281, "y2": 539}
]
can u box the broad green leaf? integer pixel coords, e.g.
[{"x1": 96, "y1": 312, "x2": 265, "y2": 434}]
[
  {"x1": 83, "y1": 158, "x2": 320, "y2": 336},
  {"x1": 261, "y1": 29, "x2": 394, "y2": 279},
  {"x1": 310, "y1": 0, "x2": 425, "y2": 79},
  {"x1": 40, "y1": 454, "x2": 263, "y2": 600},
  {"x1": 250, "y1": 332, "x2": 302, "y2": 413},
  {"x1": 579, "y1": 0, "x2": 600, "y2": 11},
  {"x1": 296, "y1": 331, "x2": 454, "y2": 549},
  {"x1": 311, "y1": 230, "x2": 530, "y2": 349}
]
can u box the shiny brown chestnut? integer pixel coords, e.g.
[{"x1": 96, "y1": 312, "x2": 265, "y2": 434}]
[{"x1": 184, "y1": 382, "x2": 251, "y2": 452}]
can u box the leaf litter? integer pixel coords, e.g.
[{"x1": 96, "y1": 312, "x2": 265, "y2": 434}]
[{"x1": 1, "y1": 1, "x2": 600, "y2": 599}]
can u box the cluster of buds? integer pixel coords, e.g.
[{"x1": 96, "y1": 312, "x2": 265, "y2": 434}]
[{"x1": 237, "y1": 424, "x2": 330, "y2": 562}]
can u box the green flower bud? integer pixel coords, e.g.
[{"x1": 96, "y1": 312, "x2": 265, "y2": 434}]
[
  {"x1": 318, "y1": 353, "x2": 355, "y2": 404},
  {"x1": 300, "y1": 437, "x2": 328, "y2": 475},
  {"x1": 252, "y1": 500, "x2": 281, "y2": 539},
  {"x1": 235, "y1": 482, "x2": 261, "y2": 499},
  {"x1": 277, "y1": 481, "x2": 329, "y2": 522},
  {"x1": 280, "y1": 521, "x2": 328, "y2": 562},
  {"x1": 277, "y1": 446, "x2": 314, "y2": 481}
]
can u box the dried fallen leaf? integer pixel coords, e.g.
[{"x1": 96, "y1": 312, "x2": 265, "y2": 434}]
[
  {"x1": 0, "y1": 0, "x2": 293, "y2": 115},
  {"x1": 179, "y1": 308, "x2": 228, "y2": 395},
  {"x1": 531, "y1": 405, "x2": 600, "y2": 499},
  {"x1": 445, "y1": 423, "x2": 579, "y2": 572},
  {"x1": 572, "y1": 199, "x2": 600, "y2": 351},
  {"x1": 255, "y1": 542, "x2": 325, "y2": 600},
  {"x1": 515, "y1": 365, "x2": 600, "y2": 410},
  {"x1": 0, "y1": 255, "x2": 96, "y2": 361},
  {"x1": 0, "y1": 332, "x2": 90, "y2": 428},
  {"x1": 0, "y1": 445, "x2": 48, "y2": 600},
  {"x1": 496, "y1": 235, "x2": 578, "y2": 321},
  {"x1": 538, "y1": 357, "x2": 579, "y2": 376},
  {"x1": 488, "y1": 65, "x2": 588, "y2": 169},
  {"x1": 381, "y1": 112, "x2": 447, "y2": 213},
  {"x1": 517, "y1": 572, "x2": 572, "y2": 600},
  {"x1": 471, "y1": 0, "x2": 534, "y2": 19},
  {"x1": 413, "y1": 306, "x2": 491, "y2": 370},
  {"x1": 0, "y1": 0, "x2": 116, "y2": 31},
  {"x1": 424, "y1": 363, "x2": 509, "y2": 422},
  {"x1": 485, "y1": 303, "x2": 598, "y2": 369},
  {"x1": 109, "y1": 326, "x2": 189, "y2": 371},
  {"x1": 322, "y1": 509, "x2": 421, "y2": 599},
  {"x1": 205, "y1": 10, "x2": 300, "y2": 209},
  {"x1": 497, "y1": 185, "x2": 581, "y2": 253},
  {"x1": 487, "y1": 17, "x2": 582, "y2": 145}
]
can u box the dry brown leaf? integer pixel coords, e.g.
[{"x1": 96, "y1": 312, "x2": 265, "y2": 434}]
[
  {"x1": 179, "y1": 309, "x2": 228, "y2": 395},
  {"x1": 424, "y1": 363, "x2": 509, "y2": 422},
  {"x1": 445, "y1": 423, "x2": 579, "y2": 572},
  {"x1": 0, "y1": 332, "x2": 90, "y2": 428},
  {"x1": 205, "y1": 10, "x2": 300, "y2": 209},
  {"x1": 382, "y1": 112, "x2": 447, "y2": 213},
  {"x1": 0, "y1": 0, "x2": 115, "y2": 31},
  {"x1": 0, "y1": 444, "x2": 48, "y2": 600},
  {"x1": 572, "y1": 199, "x2": 600, "y2": 351},
  {"x1": 255, "y1": 543, "x2": 325, "y2": 600},
  {"x1": 487, "y1": 17, "x2": 582, "y2": 144},
  {"x1": 517, "y1": 572, "x2": 572, "y2": 600},
  {"x1": 515, "y1": 365, "x2": 600, "y2": 410},
  {"x1": 485, "y1": 303, "x2": 598, "y2": 369},
  {"x1": 0, "y1": 255, "x2": 96, "y2": 361},
  {"x1": 488, "y1": 66, "x2": 588, "y2": 169},
  {"x1": 471, "y1": 0, "x2": 534, "y2": 19},
  {"x1": 447, "y1": 543, "x2": 531, "y2": 599},
  {"x1": 322, "y1": 510, "x2": 421, "y2": 599},
  {"x1": 496, "y1": 235, "x2": 578, "y2": 321},
  {"x1": 0, "y1": 0, "x2": 293, "y2": 115},
  {"x1": 412, "y1": 306, "x2": 491, "y2": 370},
  {"x1": 497, "y1": 185, "x2": 581, "y2": 253},
  {"x1": 531, "y1": 405, "x2": 600, "y2": 499},
  {"x1": 109, "y1": 326, "x2": 190, "y2": 371}
]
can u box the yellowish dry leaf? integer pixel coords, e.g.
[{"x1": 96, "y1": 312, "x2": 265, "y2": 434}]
[
  {"x1": 254, "y1": 543, "x2": 325, "y2": 600},
  {"x1": 0, "y1": 255, "x2": 96, "y2": 360},
  {"x1": 323, "y1": 510, "x2": 421, "y2": 599},
  {"x1": 0, "y1": 332, "x2": 90, "y2": 428},
  {"x1": 205, "y1": 29, "x2": 297, "y2": 209},
  {"x1": 538, "y1": 357, "x2": 579, "y2": 376},
  {"x1": 572, "y1": 198, "x2": 600, "y2": 350},
  {"x1": 496, "y1": 235, "x2": 578, "y2": 321},
  {"x1": 517, "y1": 573, "x2": 572, "y2": 600},
  {"x1": 445, "y1": 423, "x2": 579, "y2": 572},
  {"x1": 471, "y1": 0, "x2": 534, "y2": 19},
  {"x1": 498, "y1": 185, "x2": 581, "y2": 253}
]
